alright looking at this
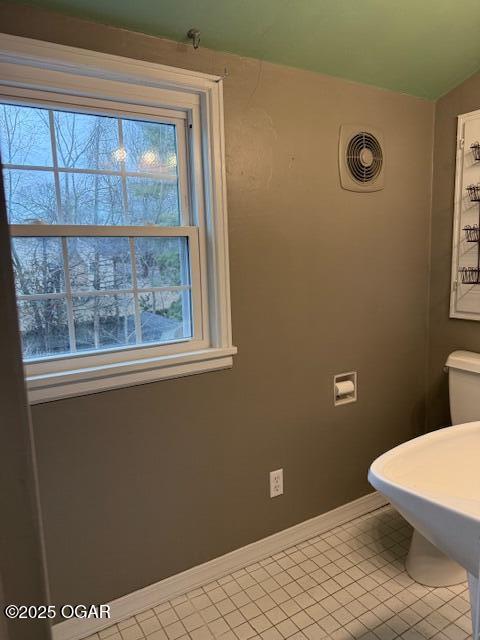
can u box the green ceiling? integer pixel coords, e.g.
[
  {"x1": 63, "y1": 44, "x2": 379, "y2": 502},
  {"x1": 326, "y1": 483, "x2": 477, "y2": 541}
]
[{"x1": 9, "y1": 0, "x2": 480, "y2": 99}]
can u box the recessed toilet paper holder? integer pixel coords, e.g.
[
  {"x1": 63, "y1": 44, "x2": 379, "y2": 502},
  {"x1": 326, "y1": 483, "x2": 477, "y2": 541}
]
[{"x1": 334, "y1": 371, "x2": 357, "y2": 406}]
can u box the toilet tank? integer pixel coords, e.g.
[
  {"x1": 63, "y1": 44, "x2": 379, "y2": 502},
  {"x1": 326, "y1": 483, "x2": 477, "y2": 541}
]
[{"x1": 446, "y1": 351, "x2": 480, "y2": 424}]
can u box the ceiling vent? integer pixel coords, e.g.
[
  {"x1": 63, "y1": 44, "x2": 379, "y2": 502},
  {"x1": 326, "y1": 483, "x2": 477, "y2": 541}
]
[{"x1": 339, "y1": 125, "x2": 385, "y2": 192}]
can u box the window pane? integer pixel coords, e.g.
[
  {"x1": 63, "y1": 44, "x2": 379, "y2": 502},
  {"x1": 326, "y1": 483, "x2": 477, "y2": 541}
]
[
  {"x1": 122, "y1": 119, "x2": 178, "y2": 176},
  {"x1": 68, "y1": 237, "x2": 131, "y2": 292},
  {"x1": 73, "y1": 294, "x2": 136, "y2": 351},
  {"x1": 138, "y1": 290, "x2": 191, "y2": 343},
  {"x1": 135, "y1": 237, "x2": 188, "y2": 288},
  {"x1": 18, "y1": 298, "x2": 70, "y2": 359},
  {"x1": 60, "y1": 173, "x2": 124, "y2": 225},
  {"x1": 54, "y1": 110, "x2": 119, "y2": 170},
  {"x1": 126, "y1": 177, "x2": 179, "y2": 226},
  {"x1": 1, "y1": 103, "x2": 185, "y2": 228},
  {"x1": 3, "y1": 169, "x2": 58, "y2": 224},
  {"x1": 0, "y1": 104, "x2": 53, "y2": 166},
  {"x1": 12, "y1": 237, "x2": 65, "y2": 295}
]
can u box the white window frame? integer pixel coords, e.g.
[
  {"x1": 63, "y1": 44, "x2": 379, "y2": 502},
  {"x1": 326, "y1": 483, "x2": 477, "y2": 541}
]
[{"x1": 0, "y1": 33, "x2": 236, "y2": 403}]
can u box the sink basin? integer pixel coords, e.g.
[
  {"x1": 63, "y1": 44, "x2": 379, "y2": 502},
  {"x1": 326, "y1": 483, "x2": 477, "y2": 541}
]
[{"x1": 368, "y1": 422, "x2": 480, "y2": 637}]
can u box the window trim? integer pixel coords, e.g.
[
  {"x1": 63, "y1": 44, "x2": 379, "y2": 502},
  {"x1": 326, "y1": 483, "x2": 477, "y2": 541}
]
[{"x1": 0, "y1": 34, "x2": 236, "y2": 403}]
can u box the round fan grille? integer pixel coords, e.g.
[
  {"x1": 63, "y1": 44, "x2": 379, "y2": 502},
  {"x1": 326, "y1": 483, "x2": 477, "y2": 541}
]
[{"x1": 346, "y1": 131, "x2": 383, "y2": 183}]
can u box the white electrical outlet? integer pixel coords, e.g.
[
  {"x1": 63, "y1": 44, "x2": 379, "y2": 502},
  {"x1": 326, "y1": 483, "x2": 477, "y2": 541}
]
[{"x1": 270, "y1": 469, "x2": 283, "y2": 498}]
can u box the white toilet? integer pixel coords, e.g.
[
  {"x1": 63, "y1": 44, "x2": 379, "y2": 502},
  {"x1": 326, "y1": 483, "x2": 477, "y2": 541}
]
[{"x1": 405, "y1": 350, "x2": 480, "y2": 587}]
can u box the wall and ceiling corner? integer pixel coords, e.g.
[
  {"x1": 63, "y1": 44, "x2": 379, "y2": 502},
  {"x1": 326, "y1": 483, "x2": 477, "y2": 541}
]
[
  {"x1": 0, "y1": 0, "x2": 436, "y2": 615},
  {"x1": 2, "y1": 0, "x2": 480, "y2": 100},
  {"x1": 423, "y1": 103, "x2": 436, "y2": 438},
  {"x1": 427, "y1": 69, "x2": 480, "y2": 431}
]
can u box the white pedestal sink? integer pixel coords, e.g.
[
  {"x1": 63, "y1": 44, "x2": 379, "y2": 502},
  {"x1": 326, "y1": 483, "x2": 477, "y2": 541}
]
[{"x1": 368, "y1": 422, "x2": 480, "y2": 639}]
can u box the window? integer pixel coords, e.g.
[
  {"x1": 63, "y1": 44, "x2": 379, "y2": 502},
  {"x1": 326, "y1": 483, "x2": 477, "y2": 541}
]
[
  {"x1": 4, "y1": 105, "x2": 198, "y2": 357},
  {"x1": 0, "y1": 34, "x2": 236, "y2": 402}
]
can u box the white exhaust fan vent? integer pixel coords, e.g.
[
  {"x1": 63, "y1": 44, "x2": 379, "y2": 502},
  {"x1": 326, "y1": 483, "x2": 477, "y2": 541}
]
[{"x1": 339, "y1": 125, "x2": 385, "y2": 192}]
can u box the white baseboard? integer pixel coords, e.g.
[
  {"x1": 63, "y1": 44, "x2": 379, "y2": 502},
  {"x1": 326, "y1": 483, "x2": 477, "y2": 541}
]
[{"x1": 52, "y1": 491, "x2": 388, "y2": 640}]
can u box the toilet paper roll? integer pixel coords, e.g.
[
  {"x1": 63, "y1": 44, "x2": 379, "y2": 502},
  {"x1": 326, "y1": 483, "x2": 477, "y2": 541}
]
[{"x1": 335, "y1": 380, "x2": 355, "y2": 397}]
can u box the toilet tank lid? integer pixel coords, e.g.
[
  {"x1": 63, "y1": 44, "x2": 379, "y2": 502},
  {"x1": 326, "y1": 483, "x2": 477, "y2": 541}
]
[{"x1": 446, "y1": 350, "x2": 480, "y2": 374}]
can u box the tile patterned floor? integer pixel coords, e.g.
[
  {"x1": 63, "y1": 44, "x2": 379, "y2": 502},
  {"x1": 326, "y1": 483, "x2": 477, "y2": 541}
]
[{"x1": 85, "y1": 507, "x2": 472, "y2": 640}]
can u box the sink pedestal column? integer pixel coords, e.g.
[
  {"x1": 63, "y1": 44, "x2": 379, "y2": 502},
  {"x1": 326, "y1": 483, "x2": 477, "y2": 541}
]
[{"x1": 406, "y1": 530, "x2": 466, "y2": 587}]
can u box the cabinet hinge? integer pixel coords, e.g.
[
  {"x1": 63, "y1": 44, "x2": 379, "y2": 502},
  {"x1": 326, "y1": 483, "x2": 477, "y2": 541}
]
[{"x1": 458, "y1": 138, "x2": 465, "y2": 150}]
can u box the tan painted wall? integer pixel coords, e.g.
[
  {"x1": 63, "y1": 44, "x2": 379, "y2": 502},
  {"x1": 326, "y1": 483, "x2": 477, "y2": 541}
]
[
  {"x1": 427, "y1": 72, "x2": 480, "y2": 430},
  {"x1": 0, "y1": 164, "x2": 51, "y2": 640},
  {"x1": 0, "y1": 2, "x2": 434, "y2": 606}
]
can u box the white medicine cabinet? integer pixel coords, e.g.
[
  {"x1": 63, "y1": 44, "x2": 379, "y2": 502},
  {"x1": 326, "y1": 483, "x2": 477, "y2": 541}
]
[{"x1": 451, "y1": 109, "x2": 480, "y2": 320}]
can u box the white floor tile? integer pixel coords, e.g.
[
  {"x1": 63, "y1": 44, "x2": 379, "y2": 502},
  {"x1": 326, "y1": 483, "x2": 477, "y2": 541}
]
[{"x1": 83, "y1": 507, "x2": 471, "y2": 640}]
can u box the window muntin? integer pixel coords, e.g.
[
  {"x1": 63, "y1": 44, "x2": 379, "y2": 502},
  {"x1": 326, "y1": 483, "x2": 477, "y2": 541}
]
[{"x1": 2, "y1": 100, "x2": 201, "y2": 362}]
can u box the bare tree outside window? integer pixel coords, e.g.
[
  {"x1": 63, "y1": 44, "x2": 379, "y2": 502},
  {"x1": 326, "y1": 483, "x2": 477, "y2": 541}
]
[{"x1": 1, "y1": 103, "x2": 192, "y2": 359}]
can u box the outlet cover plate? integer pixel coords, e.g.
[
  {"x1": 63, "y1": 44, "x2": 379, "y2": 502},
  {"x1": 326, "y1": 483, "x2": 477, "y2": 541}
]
[{"x1": 270, "y1": 469, "x2": 283, "y2": 498}]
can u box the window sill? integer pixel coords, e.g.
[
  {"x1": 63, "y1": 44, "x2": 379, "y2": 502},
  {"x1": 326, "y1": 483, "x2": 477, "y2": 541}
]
[{"x1": 26, "y1": 346, "x2": 237, "y2": 404}]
